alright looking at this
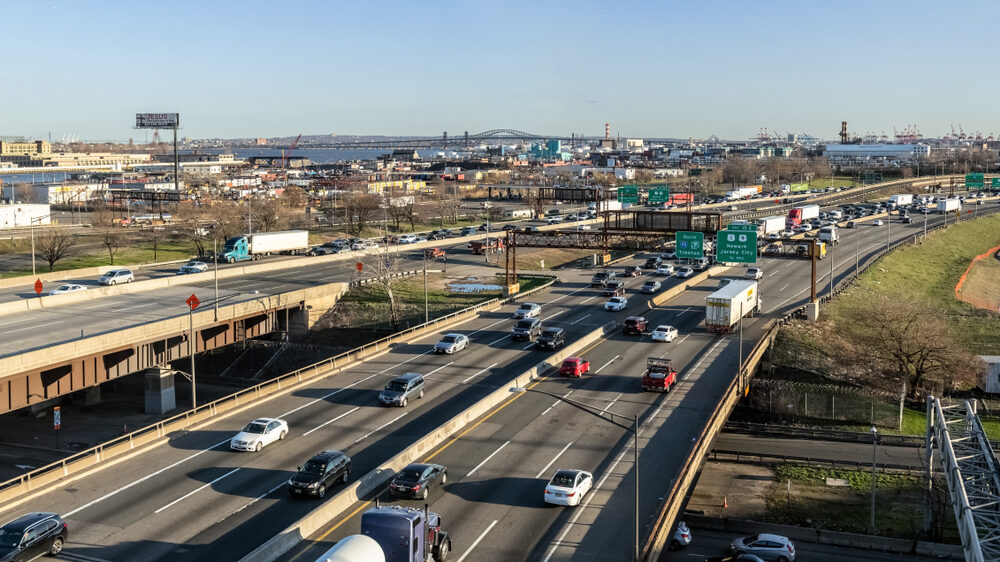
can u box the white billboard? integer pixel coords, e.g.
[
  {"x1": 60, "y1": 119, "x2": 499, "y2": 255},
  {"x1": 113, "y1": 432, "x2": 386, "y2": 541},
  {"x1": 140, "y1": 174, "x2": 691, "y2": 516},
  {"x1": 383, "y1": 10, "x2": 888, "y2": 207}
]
[{"x1": 136, "y1": 113, "x2": 179, "y2": 128}]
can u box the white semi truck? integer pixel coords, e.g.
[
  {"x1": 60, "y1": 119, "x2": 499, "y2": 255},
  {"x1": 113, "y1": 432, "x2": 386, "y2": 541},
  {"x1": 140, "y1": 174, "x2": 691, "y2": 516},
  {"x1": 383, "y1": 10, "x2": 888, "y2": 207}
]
[{"x1": 937, "y1": 198, "x2": 961, "y2": 213}]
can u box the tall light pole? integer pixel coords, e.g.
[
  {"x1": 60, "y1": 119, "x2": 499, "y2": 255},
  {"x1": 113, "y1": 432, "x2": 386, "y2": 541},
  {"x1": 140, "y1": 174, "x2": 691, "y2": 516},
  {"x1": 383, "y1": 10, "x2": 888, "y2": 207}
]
[
  {"x1": 213, "y1": 238, "x2": 220, "y2": 320},
  {"x1": 855, "y1": 222, "x2": 860, "y2": 277},
  {"x1": 828, "y1": 242, "x2": 834, "y2": 298},
  {"x1": 870, "y1": 426, "x2": 878, "y2": 534},
  {"x1": 29, "y1": 214, "x2": 53, "y2": 276},
  {"x1": 189, "y1": 306, "x2": 197, "y2": 409}
]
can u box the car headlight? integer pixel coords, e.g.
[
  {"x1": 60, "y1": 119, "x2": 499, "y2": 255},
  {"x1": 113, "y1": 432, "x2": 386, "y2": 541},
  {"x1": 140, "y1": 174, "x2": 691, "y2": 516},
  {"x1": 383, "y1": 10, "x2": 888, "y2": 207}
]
[{"x1": 307, "y1": 482, "x2": 318, "y2": 489}]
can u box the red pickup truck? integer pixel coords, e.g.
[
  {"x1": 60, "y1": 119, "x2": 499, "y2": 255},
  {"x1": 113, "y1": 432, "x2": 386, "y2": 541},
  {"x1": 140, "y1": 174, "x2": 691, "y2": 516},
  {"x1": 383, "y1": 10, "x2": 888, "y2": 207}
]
[{"x1": 641, "y1": 357, "x2": 677, "y2": 392}]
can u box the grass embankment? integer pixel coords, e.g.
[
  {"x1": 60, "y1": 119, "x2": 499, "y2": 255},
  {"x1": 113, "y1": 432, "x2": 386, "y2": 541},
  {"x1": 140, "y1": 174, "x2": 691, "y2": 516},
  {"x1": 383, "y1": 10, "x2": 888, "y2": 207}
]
[
  {"x1": 765, "y1": 464, "x2": 951, "y2": 540},
  {"x1": 0, "y1": 238, "x2": 200, "y2": 278},
  {"x1": 961, "y1": 251, "x2": 1000, "y2": 312},
  {"x1": 788, "y1": 177, "x2": 856, "y2": 192},
  {"x1": 309, "y1": 274, "x2": 550, "y2": 349}
]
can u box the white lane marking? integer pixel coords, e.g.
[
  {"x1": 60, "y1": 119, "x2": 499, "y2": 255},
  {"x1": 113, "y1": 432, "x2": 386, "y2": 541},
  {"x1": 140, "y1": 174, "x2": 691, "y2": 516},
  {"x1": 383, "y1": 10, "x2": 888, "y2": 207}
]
[
  {"x1": 303, "y1": 407, "x2": 360, "y2": 436},
  {"x1": 279, "y1": 373, "x2": 380, "y2": 419},
  {"x1": 779, "y1": 283, "x2": 790, "y2": 292},
  {"x1": 114, "y1": 302, "x2": 158, "y2": 312},
  {"x1": 544, "y1": 310, "x2": 565, "y2": 321},
  {"x1": 581, "y1": 296, "x2": 598, "y2": 304},
  {"x1": 462, "y1": 363, "x2": 497, "y2": 384},
  {"x1": 426, "y1": 361, "x2": 454, "y2": 376},
  {"x1": 676, "y1": 307, "x2": 692, "y2": 315},
  {"x1": 546, "y1": 285, "x2": 588, "y2": 304},
  {"x1": 594, "y1": 355, "x2": 620, "y2": 374},
  {"x1": 522, "y1": 343, "x2": 535, "y2": 350},
  {"x1": 569, "y1": 313, "x2": 591, "y2": 325},
  {"x1": 686, "y1": 338, "x2": 727, "y2": 375},
  {"x1": 353, "y1": 413, "x2": 407, "y2": 444},
  {"x1": 154, "y1": 467, "x2": 241, "y2": 514},
  {"x1": 229, "y1": 480, "x2": 287, "y2": 517},
  {"x1": 541, "y1": 390, "x2": 574, "y2": 417},
  {"x1": 535, "y1": 441, "x2": 574, "y2": 479},
  {"x1": 457, "y1": 519, "x2": 499, "y2": 562},
  {"x1": 1, "y1": 320, "x2": 62, "y2": 334},
  {"x1": 63, "y1": 436, "x2": 233, "y2": 517},
  {"x1": 488, "y1": 335, "x2": 509, "y2": 346},
  {"x1": 466, "y1": 442, "x2": 510, "y2": 478},
  {"x1": 601, "y1": 394, "x2": 623, "y2": 414},
  {"x1": 467, "y1": 318, "x2": 509, "y2": 336},
  {"x1": 377, "y1": 350, "x2": 434, "y2": 374}
]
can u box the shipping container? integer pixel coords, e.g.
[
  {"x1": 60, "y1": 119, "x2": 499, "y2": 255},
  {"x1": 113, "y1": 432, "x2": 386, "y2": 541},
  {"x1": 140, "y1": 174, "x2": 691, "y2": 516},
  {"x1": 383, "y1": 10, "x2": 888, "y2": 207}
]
[{"x1": 705, "y1": 280, "x2": 760, "y2": 333}]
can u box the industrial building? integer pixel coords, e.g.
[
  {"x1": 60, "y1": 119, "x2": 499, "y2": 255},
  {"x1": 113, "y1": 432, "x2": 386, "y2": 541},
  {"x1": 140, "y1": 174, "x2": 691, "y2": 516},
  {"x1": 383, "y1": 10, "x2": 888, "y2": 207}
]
[
  {"x1": 0, "y1": 140, "x2": 51, "y2": 157},
  {"x1": 823, "y1": 143, "x2": 931, "y2": 164},
  {"x1": 0, "y1": 203, "x2": 50, "y2": 229}
]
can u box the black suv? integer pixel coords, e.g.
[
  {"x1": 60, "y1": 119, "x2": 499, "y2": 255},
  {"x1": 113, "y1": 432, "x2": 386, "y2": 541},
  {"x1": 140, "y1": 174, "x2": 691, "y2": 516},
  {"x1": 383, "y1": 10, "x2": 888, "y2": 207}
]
[
  {"x1": 643, "y1": 257, "x2": 662, "y2": 269},
  {"x1": 590, "y1": 270, "x2": 616, "y2": 287},
  {"x1": 287, "y1": 450, "x2": 351, "y2": 498},
  {"x1": 511, "y1": 318, "x2": 542, "y2": 341},
  {"x1": 0, "y1": 512, "x2": 67, "y2": 561},
  {"x1": 602, "y1": 280, "x2": 625, "y2": 297},
  {"x1": 535, "y1": 327, "x2": 566, "y2": 350}
]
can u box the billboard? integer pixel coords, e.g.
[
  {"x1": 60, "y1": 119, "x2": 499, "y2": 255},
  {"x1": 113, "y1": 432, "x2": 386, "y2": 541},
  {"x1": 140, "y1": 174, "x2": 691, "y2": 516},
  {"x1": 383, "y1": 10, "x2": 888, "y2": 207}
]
[{"x1": 136, "y1": 113, "x2": 179, "y2": 128}]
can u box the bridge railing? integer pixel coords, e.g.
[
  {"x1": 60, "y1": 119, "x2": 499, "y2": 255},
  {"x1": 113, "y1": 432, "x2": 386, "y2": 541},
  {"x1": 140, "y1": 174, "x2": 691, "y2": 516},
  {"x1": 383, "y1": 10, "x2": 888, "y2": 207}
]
[{"x1": 0, "y1": 275, "x2": 557, "y2": 506}]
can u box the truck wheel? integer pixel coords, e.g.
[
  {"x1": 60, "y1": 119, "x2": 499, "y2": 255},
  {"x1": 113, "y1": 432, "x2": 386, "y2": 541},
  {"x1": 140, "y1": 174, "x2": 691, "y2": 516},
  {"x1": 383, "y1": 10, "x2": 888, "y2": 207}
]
[
  {"x1": 228, "y1": 258, "x2": 235, "y2": 264},
  {"x1": 436, "y1": 540, "x2": 450, "y2": 561}
]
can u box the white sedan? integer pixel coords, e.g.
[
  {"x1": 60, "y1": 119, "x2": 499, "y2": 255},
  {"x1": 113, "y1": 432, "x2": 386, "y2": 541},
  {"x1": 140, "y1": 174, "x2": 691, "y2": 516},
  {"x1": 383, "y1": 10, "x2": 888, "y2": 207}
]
[
  {"x1": 675, "y1": 267, "x2": 694, "y2": 278},
  {"x1": 177, "y1": 261, "x2": 209, "y2": 274},
  {"x1": 873, "y1": 219, "x2": 884, "y2": 226},
  {"x1": 513, "y1": 303, "x2": 541, "y2": 319},
  {"x1": 576, "y1": 224, "x2": 592, "y2": 231},
  {"x1": 544, "y1": 469, "x2": 593, "y2": 506},
  {"x1": 651, "y1": 325, "x2": 679, "y2": 342},
  {"x1": 604, "y1": 296, "x2": 628, "y2": 311},
  {"x1": 655, "y1": 265, "x2": 675, "y2": 276},
  {"x1": 230, "y1": 418, "x2": 289, "y2": 452},
  {"x1": 50, "y1": 283, "x2": 87, "y2": 295},
  {"x1": 545, "y1": 217, "x2": 562, "y2": 224},
  {"x1": 434, "y1": 333, "x2": 470, "y2": 354},
  {"x1": 745, "y1": 267, "x2": 763, "y2": 280}
]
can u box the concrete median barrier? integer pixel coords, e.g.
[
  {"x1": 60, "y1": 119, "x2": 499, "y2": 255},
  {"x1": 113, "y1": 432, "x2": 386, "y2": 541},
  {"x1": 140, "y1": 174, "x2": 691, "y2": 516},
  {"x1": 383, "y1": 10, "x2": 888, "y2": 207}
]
[
  {"x1": 240, "y1": 318, "x2": 618, "y2": 562},
  {"x1": 648, "y1": 265, "x2": 728, "y2": 309}
]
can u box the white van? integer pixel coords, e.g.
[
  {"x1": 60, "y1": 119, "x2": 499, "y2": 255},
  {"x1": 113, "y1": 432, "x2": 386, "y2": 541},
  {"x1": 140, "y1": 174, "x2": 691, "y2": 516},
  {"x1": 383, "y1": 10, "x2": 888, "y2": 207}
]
[{"x1": 397, "y1": 234, "x2": 417, "y2": 244}]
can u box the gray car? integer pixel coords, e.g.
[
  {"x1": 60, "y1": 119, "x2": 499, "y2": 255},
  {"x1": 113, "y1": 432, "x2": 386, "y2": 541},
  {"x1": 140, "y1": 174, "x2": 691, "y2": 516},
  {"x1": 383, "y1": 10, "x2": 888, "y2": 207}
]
[
  {"x1": 434, "y1": 334, "x2": 469, "y2": 354},
  {"x1": 730, "y1": 533, "x2": 795, "y2": 561},
  {"x1": 378, "y1": 372, "x2": 425, "y2": 407}
]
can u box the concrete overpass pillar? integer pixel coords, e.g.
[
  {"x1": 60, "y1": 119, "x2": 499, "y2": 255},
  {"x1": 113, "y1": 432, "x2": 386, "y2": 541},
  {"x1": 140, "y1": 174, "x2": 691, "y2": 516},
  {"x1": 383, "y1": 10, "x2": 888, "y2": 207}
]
[
  {"x1": 290, "y1": 283, "x2": 350, "y2": 338},
  {"x1": 144, "y1": 367, "x2": 175, "y2": 414},
  {"x1": 80, "y1": 386, "x2": 101, "y2": 407}
]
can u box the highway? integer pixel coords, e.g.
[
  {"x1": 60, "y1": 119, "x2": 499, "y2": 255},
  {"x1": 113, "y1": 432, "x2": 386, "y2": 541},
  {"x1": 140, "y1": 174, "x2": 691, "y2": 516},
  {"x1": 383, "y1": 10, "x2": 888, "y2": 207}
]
[
  {"x1": 279, "y1": 200, "x2": 989, "y2": 561},
  {"x1": 1, "y1": 192, "x2": 991, "y2": 561}
]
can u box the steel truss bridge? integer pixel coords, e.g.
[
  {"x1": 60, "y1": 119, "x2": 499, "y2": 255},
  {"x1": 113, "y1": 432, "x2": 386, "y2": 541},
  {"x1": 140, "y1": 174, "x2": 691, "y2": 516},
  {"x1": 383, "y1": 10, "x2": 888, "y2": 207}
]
[
  {"x1": 284, "y1": 129, "x2": 601, "y2": 150},
  {"x1": 928, "y1": 397, "x2": 1000, "y2": 561}
]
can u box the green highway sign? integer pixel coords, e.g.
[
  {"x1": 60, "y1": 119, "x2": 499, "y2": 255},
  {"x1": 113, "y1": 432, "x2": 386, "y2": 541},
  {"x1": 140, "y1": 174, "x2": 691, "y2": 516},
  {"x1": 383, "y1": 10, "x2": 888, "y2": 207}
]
[
  {"x1": 966, "y1": 173, "x2": 985, "y2": 188},
  {"x1": 675, "y1": 231, "x2": 704, "y2": 259},
  {"x1": 716, "y1": 230, "x2": 758, "y2": 264},
  {"x1": 648, "y1": 186, "x2": 670, "y2": 203},
  {"x1": 992, "y1": 177, "x2": 1000, "y2": 191},
  {"x1": 727, "y1": 223, "x2": 758, "y2": 232},
  {"x1": 617, "y1": 185, "x2": 639, "y2": 204}
]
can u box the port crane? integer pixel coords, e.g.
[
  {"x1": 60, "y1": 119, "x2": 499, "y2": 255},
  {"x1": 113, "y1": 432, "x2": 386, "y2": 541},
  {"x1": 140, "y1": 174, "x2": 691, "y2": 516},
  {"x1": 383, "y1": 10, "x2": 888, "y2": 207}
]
[{"x1": 281, "y1": 134, "x2": 302, "y2": 168}]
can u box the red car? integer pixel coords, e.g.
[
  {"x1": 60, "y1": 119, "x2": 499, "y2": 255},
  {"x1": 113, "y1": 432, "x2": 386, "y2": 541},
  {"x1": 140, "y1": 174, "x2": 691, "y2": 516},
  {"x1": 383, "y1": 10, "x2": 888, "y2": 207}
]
[{"x1": 559, "y1": 357, "x2": 591, "y2": 377}]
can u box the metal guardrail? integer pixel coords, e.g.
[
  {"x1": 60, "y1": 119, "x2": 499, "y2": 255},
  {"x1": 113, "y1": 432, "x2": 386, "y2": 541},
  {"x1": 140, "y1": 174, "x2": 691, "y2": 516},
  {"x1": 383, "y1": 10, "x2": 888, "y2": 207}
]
[
  {"x1": 640, "y1": 188, "x2": 998, "y2": 559},
  {"x1": 0, "y1": 274, "x2": 557, "y2": 504}
]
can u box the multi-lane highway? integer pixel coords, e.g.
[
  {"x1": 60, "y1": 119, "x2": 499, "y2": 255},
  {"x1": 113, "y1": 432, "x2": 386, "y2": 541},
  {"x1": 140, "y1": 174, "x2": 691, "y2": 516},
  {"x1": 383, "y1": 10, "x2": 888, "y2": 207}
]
[
  {"x1": 2, "y1": 190, "x2": 993, "y2": 562},
  {"x1": 278, "y1": 200, "x2": 993, "y2": 562}
]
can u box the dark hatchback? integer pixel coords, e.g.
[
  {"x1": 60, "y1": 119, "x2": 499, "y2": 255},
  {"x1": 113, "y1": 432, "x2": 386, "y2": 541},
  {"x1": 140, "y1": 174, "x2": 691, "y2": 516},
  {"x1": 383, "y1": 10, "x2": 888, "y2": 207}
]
[
  {"x1": 623, "y1": 316, "x2": 648, "y2": 335},
  {"x1": 287, "y1": 450, "x2": 351, "y2": 498},
  {"x1": 535, "y1": 327, "x2": 566, "y2": 350},
  {"x1": 0, "y1": 512, "x2": 67, "y2": 561},
  {"x1": 388, "y1": 463, "x2": 448, "y2": 500}
]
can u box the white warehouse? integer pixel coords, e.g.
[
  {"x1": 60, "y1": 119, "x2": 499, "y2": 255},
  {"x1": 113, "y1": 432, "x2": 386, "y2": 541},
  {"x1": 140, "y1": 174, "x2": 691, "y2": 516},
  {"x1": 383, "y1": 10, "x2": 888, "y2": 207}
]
[
  {"x1": 0, "y1": 203, "x2": 51, "y2": 229},
  {"x1": 823, "y1": 144, "x2": 931, "y2": 164}
]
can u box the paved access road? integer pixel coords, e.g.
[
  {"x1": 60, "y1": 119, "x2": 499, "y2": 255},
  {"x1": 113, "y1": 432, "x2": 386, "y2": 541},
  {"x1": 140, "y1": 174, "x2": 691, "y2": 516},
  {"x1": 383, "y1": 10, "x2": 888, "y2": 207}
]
[
  {"x1": 659, "y1": 526, "x2": 945, "y2": 562},
  {"x1": 0, "y1": 269, "x2": 681, "y2": 562},
  {"x1": 281, "y1": 201, "x2": 990, "y2": 562},
  {"x1": 711, "y1": 432, "x2": 925, "y2": 469}
]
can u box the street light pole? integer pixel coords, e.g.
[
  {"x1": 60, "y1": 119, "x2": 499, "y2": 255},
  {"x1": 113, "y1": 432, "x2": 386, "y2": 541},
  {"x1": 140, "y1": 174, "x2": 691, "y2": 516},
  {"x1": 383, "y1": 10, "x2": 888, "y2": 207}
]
[
  {"x1": 829, "y1": 243, "x2": 834, "y2": 298},
  {"x1": 634, "y1": 413, "x2": 640, "y2": 562},
  {"x1": 189, "y1": 307, "x2": 197, "y2": 409},
  {"x1": 870, "y1": 426, "x2": 878, "y2": 534},
  {"x1": 213, "y1": 238, "x2": 219, "y2": 320},
  {"x1": 423, "y1": 256, "x2": 429, "y2": 324}
]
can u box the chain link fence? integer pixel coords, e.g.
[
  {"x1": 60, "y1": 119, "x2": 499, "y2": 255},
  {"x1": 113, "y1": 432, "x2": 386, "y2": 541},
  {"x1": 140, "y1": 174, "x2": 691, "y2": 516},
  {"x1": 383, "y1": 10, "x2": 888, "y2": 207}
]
[{"x1": 741, "y1": 378, "x2": 903, "y2": 427}]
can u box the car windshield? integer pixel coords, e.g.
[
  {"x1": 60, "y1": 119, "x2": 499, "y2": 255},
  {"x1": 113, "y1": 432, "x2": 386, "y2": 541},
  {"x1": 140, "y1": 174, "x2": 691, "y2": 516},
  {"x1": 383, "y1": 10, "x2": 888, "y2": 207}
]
[
  {"x1": 542, "y1": 330, "x2": 559, "y2": 337},
  {"x1": 242, "y1": 422, "x2": 266, "y2": 434},
  {"x1": 550, "y1": 472, "x2": 576, "y2": 487},
  {"x1": 515, "y1": 320, "x2": 534, "y2": 329},
  {"x1": 300, "y1": 459, "x2": 326, "y2": 475},
  {"x1": 0, "y1": 528, "x2": 20, "y2": 548},
  {"x1": 440, "y1": 336, "x2": 456, "y2": 344},
  {"x1": 395, "y1": 469, "x2": 422, "y2": 482},
  {"x1": 186, "y1": 261, "x2": 200, "y2": 267},
  {"x1": 518, "y1": 304, "x2": 533, "y2": 310},
  {"x1": 386, "y1": 381, "x2": 407, "y2": 392},
  {"x1": 56, "y1": 285, "x2": 71, "y2": 291}
]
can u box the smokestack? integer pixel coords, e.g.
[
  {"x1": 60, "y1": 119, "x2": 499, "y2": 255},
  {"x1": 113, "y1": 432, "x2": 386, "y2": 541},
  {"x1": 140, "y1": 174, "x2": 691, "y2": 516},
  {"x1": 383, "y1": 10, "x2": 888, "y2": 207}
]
[{"x1": 605, "y1": 123, "x2": 610, "y2": 140}]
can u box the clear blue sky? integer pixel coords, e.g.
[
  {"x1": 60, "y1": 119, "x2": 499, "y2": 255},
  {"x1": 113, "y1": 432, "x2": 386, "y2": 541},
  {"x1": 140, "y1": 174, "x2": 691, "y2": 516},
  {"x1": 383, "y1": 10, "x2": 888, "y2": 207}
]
[{"x1": 3, "y1": 0, "x2": 998, "y2": 142}]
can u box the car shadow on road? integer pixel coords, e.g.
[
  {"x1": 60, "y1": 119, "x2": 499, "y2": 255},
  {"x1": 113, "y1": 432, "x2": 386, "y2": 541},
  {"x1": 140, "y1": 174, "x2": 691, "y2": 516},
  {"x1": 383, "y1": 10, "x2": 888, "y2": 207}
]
[
  {"x1": 445, "y1": 476, "x2": 546, "y2": 508},
  {"x1": 182, "y1": 465, "x2": 293, "y2": 498},
  {"x1": 165, "y1": 429, "x2": 238, "y2": 451},
  {"x1": 291, "y1": 386, "x2": 381, "y2": 407}
]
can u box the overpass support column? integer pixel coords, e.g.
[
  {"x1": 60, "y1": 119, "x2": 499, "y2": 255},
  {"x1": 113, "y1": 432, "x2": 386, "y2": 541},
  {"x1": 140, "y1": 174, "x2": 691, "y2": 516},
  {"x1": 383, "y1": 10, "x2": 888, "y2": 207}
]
[
  {"x1": 291, "y1": 283, "x2": 350, "y2": 338},
  {"x1": 144, "y1": 367, "x2": 175, "y2": 414},
  {"x1": 79, "y1": 386, "x2": 101, "y2": 407}
]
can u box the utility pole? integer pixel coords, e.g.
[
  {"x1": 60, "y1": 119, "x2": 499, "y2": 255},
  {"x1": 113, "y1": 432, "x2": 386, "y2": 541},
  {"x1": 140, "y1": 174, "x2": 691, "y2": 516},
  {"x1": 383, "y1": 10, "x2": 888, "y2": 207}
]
[
  {"x1": 189, "y1": 306, "x2": 197, "y2": 409},
  {"x1": 870, "y1": 426, "x2": 878, "y2": 534},
  {"x1": 423, "y1": 256, "x2": 429, "y2": 324},
  {"x1": 213, "y1": 238, "x2": 219, "y2": 320},
  {"x1": 829, "y1": 243, "x2": 834, "y2": 298},
  {"x1": 634, "y1": 413, "x2": 640, "y2": 562}
]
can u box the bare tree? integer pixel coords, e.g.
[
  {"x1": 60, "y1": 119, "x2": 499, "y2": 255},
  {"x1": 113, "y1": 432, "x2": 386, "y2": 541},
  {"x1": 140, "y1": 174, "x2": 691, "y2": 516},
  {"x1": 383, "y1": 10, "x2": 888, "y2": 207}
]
[
  {"x1": 342, "y1": 192, "x2": 382, "y2": 236},
  {"x1": 361, "y1": 249, "x2": 403, "y2": 331},
  {"x1": 175, "y1": 200, "x2": 209, "y2": 258},
  {"x1": 385, "y1": 189, "x2": 409, "y2": 232},
  {"x1": 99, "y1": 228, "x2": 125, "y2": 265},
  {"x1": 526, "y1": 190, "x2": 550, "y2": 219},
  {"x1": 35, "y1": 228, "x2": 76, "y2": 271},
  {"x1": 91, "y1": 201, "x2": 115, "y2": 228},
  {"x1": 280, "y1": 185, "x2": 308, "y2": 208},
  {"x1": 251, "y1": 198, "x2": 286, "y2": 232},
  {"x1": 13, "y1": 183, "x2": 33, "y2": 204},
  {"x1": 144, "y1": 227, "x2": 168, "y2": 262}
]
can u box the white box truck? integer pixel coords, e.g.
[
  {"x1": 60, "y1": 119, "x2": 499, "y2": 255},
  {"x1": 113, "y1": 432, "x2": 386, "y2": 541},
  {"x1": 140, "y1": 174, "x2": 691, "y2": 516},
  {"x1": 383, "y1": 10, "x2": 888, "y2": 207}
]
[
  {"x1": 218, "y1": 230, "x2": 310, "y2": 263},
  {"x1": 758, "y1": 216, "x2": 786, "y2": 236},
  {"x1": 705, "y1": 280, "x2": 761, "y2": 334},
  {"x1": 890, "y1": 194, "x2": 913, "y2": 206},
  {"x1": 818, "y1": 226, "x2": 839, "y2": 244},
  {"x1": 726, "y1": 187, "x2": 758, "y2": 201},
  {"x1": 937, "y1": 198, "x2": 961, "y2": 214}
]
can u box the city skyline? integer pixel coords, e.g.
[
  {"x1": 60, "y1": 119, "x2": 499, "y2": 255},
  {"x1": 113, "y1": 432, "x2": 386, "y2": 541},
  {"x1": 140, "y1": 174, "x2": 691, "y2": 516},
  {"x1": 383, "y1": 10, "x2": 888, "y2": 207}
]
[{"x1": 3, "y1": 0, "x2": 999, "y2": 142}]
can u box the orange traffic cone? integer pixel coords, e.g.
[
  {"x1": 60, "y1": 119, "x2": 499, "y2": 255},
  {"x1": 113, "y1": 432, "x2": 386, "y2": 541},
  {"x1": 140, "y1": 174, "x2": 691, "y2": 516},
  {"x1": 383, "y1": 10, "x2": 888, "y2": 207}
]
[{"x1": 723, "y1": 496, "x2": 728, "y2": 509}]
